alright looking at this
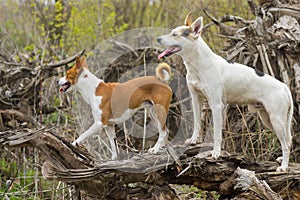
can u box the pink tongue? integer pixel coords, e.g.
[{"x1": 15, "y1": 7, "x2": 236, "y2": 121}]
[
  {"x1": 59, "y1": 87, "x2": 64, "y2": 93},
  {"x1": 158, "y1": 49, "x2": 171, "y2": 60}
]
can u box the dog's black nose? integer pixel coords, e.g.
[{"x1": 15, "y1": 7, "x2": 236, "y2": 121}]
[{"x1": 157, "y1": 37, "x2": 161, "y2": 44}]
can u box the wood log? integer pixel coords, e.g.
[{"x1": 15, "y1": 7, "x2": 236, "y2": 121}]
[
  {"x1": 229, "y1": 168, "x2": 283, "y2": 200},
  {"x1": 1, "y1": 128, "x2": 300, "y2": 199}
]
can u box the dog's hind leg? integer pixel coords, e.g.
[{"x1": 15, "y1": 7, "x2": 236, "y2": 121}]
[
  {"x1": 185, "y1": 84, "x2": 204, "y2": 145},
  {"x1": 269, "y1": 116, "x2": 291, "y2": 171},
  {"x1": 257, "y1": 108, "x2": 273, "y2": 131},
  {"x1": 148, "y1": 104, "x2": 168, "y2": 154},
  {"x1": 105, "y1": 125, "x2": 118, "y2": 159},
  {"x1": 265, "y1": 104, "x2": 292, "y2": 171}
]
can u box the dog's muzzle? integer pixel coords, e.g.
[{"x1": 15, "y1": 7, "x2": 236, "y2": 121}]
[
  {"x1": 57, "y1": 77, "x2": 71, "y2": 93},
  {"x1": 158, "y1": 45, "x2": 181, "y2": 60},
  {"x1": 156, "y1": 36, "x2": 182, "y2": 59}
]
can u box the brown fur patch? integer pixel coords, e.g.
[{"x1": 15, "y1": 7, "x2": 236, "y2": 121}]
[{"x1": 95, "y1": 76, "x2": 172, "y2": 129}]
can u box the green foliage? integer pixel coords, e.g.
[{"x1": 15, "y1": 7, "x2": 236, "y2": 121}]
[
  {"x1": 23, "y1": 44, "x2": 35, "y2": 52},
  {"x1": 176, "y1": 185, "x2": 220, "y2": 199},
  {"x1": 0, "y1": 0, "x2": 258, "y2": 56},
  {"x1": 0, "y1": 158, "x2": 18, "y2": 179},
  {"x1": 0, "y1": 159, "x2": 33, "y2": 197},
  {"x1": 45, "y1": 111, "x2": 59, "y2": 124}
]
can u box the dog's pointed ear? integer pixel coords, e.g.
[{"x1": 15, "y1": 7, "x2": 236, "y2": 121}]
[
  {"x1": 184, "y1": 12, "x2": 193, "y2": 26},
  {"x1": 80, "y1": 56, "x2": 85, "y2": 64},
  {"x1": 80, "y1": 56, "x2": 89, "y2": 69},
  {"x1": 190, "y1": 17, "x2": 203, "y2": 39},
  {"x1": 75, "y1": 56, "x2": 81, "y2": 69}
]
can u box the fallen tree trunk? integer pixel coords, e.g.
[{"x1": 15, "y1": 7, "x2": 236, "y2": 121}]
[{"x1": 1, "y1": 128, "x2": 300, "y2": 199}]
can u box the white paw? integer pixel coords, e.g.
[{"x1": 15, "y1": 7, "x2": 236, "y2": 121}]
[
  {"x1": 211, "y1": 149, "x2": 221, "y2": 159},
  {"x1": 276, "y1": 166, "x2": 287, "y2": 172},
  {"x1": 185, "y1": 137, "x2": 198, "y2": 145},
  {"x1": 148, "y1": 147, "x2": 159, "y2": 154},
  {"x1": 72, "y1": 141, "x2": 79, "y2": 147}
]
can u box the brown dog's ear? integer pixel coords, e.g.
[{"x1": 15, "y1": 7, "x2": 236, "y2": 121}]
[
  {"x1": 190, "y1": 17, "x2": 203, "y2": 39},
  {"x1": 80, "y1": 56, "x2": 89, "y2": 69},
  {"x1": 184, "y1": 12, "x2": 193, "y2": 26},
  {"x1": 75, "y1": 56, "x2": 81, "y2": 69},
  {"x1": 80, "y1": 56, "x2": 85, "y2": 63}
]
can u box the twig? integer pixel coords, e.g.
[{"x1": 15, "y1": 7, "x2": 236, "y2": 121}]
[
  {"x1": 203, "y1": 9, "x2": 238, "y2": 36},
  {"x1": 42, "y1": 49, "x2": 85, "y2": 69},
  {"x1": 261, "y1": 44, "x2": 275, "y2": 77}
]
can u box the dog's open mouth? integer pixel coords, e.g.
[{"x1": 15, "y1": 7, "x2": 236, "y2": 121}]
[
  {"x1": 158, "y1": 45, "x2": 181, "y2": 60},
  {"x1": 59, "y1": 82, "x2": 71, "y2": 93}
]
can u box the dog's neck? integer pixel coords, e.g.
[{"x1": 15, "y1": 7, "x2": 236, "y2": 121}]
[
  {"x1": 76, "y1": 68, "x2": 103, "y2": 105},
  {"x1": 182, "y1": 37, "x2": 219, "y2": 74}
]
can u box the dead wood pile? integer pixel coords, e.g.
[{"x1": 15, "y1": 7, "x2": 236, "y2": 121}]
[{"x1": 1, "y1": 128, "x2": 300, "y2": 199}]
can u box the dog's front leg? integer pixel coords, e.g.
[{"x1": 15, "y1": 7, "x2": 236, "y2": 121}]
[
  {"x1": 72, "y1": 122, "x2": 102, "y2": 146},
  {"x1": 210, "y1": 104, "x2": 224, "y2": 159},
  {"x1": 104, "y1": 125, "x2": 118, "y2": 160},
  {"x1": 185, "y1": 84, "x2": 203, "y2": 145}
]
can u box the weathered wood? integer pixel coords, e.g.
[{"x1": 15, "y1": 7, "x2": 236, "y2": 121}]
[
  {"x1": 1, "y1": 128, "x2": 300, "y2": 199},
  {"x1": 235, "y1": 168, "x2": 283, "y2": 200}
]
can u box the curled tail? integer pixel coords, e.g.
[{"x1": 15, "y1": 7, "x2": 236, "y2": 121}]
[{"x1": 156, "y1": 62, "x2": 171, "y2": 82}]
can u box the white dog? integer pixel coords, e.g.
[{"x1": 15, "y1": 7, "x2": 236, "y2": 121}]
[{"x1": 157, "y1": 13, "x2": 293, "y2": 171}]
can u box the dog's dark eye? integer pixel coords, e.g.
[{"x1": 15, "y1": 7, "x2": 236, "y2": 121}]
[
  {"x1": 172, "y1": 32, "x2": 178, "y2": 37},
  {"x1": 182, "y1": 29, "x2": 190, "y2": 37}
]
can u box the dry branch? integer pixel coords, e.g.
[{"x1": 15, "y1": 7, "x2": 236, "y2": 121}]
[
  {"x1": 0, "y1": 50, "x2": 85, "y2": 130},
  {"x1": 42, "y1": 49, "x2": 85, "y2": 69},
  {"x1": 1, "y1": 128, "x2": 300, "y2": 199},
  {"x1": 235, "y1": 168, "x2": 283, "y2": 200}
]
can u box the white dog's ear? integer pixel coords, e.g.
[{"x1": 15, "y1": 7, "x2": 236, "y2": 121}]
[
  {"x1": 190, "y1": 17, "x2": 203, "y2": 39},
  {"x1": 184, "y1": 12, "x2": 192, "y2": 26}
]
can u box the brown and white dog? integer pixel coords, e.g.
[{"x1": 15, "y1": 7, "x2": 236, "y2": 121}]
[
  {"x1": 157, "y1": 13, "x2": 293, "y2": 171},
  {"x1": 58, "y1": 57, "x2": 172, "y2": 159}
]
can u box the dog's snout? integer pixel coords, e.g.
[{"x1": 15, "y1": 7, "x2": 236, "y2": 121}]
[
  {"x1": 57, "y1": 78, "x2": 63, "y2": 85},
  {"x1": 157, "y1": 37, "x2": 162, "y2": 44}
]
